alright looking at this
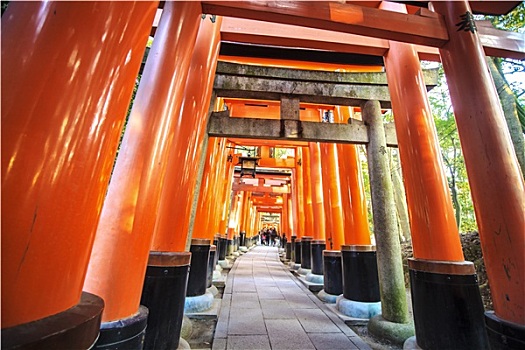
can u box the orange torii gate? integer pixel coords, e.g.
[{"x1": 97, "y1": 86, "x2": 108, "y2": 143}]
[{"x1": 2, "y1": 1, "x2": 524, "y2": 349}]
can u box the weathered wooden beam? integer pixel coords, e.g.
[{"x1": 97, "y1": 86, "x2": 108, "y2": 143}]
[
  {"x1": 202, "y1": 1, "x2": 448, "y2": 47},
  {"x1": 214, "y1": 75, "x2": 393, "y2": 108},
  {"x1": 214, "y1": 62, "x2": 439, "y2": 108},
  {"x1": 216, "y1": 61, "x2": 439, "y2": 86},
  {"x1": 208, "y1": 111, "x2": 398, "y2": 147}
]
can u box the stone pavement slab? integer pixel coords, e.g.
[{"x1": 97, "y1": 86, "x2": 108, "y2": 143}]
[{"x1": 213, "y1": 245, "x2": 372, "y2": 350}]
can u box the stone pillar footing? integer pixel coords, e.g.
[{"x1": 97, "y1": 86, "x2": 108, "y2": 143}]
[
  {"x1": 368, "y1": 314, "x2": 415, "y2": 346},
  {"x1": 336, "y1": 295, "x2": 381, "y2": 319},
  {"x1": 297, "y1": 267, "x2": 311, "y2": 276},
  {"x1": 305, "y1": 272, "x2": 324, "y2": 284},
  {"x1": 207, "y1": 285, "x2": 219, "y2": 297},
  {"x1": 1, "y1": 292, "x2": 104, "y2": 350},
  {"x1": 403, "y1": 336, "x2": 422, "y2": 350},
  {"x1": 178, "y1": 337, "x2": 191, "y2": 350},
  {"x1": 184, "y1": 291, "x2": 214, "y2": 313},
  {"x1": 317, "y1": 289, "x2": 340, "y2": 304},
  {"x1": 485, "y1": 311, "x2": 525, "y2": 350}
]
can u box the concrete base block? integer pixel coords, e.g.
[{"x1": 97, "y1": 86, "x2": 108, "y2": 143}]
[
  {"x1": 239, "y1": 246, "x2": 248, "y2": 252},
  {"x1": 178, "y1": 337, "x2": 191, "y2": 350},
  {"x1": 368, "y1": 314, "x2": 415, "y2": 346},
  {"x1": 288, "y1": 262, "x2": 300, "y2": 271},
  {"x1": 233, "y1": 251, "x2": 240, "y2": 257},
  {"x1": 180, "y1": 315, "x2": 193, "y2": 339},
  {"x1": 207, "y1": 285, "x2": 219, "y2": 297},
  {"x1": 305, "y1": 272, "x2": 324, "y2": 284},
  {"x1": 184, "y1": 291, "x2": 214, "y2": 313},
  {"x1": 218, "y1": 260, "x2": 231, "y2": 269},
  {"x1": 215, "y1": 264, "x2": 223, "y2": 273},
  {"x1": 403, "y1": 336, "x2": 422, "y2": 350},
  {"x1": 336, "y1": 295, "x2": 381, "y2": 319},
  {"x1": 318, "y1": 289, "x2": 340, "y2": 304},
  {"x1": 213, "y1": 270, "x2": 222, "y2": 280},
  {"x1": 297, "y1": 267, "x2": 311, "y2": 275}
]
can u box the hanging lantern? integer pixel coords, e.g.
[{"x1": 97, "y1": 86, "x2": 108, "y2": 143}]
[{"x1": 238, "y1": 156, "x2": 259, "y2": 178}]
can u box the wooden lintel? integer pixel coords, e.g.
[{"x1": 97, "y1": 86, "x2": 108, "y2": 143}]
[
  {"x1": 208, "y1": 112, "x2": 398, "y2": 147},
  {"x1": 202, "y1": 1, "x2": 448, "y2": 47},
  {"x1": 218, "y1": 17, "x2": 524, "y2": 61}
]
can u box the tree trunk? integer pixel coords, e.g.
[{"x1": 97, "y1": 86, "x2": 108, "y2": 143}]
[{"x1": 487, "y1": 57, "x2": 525, "y2": 179}]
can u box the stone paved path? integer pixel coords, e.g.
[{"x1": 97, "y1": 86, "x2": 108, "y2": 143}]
[{"x1": 212, "y1": 246, "x2": 372, "y2": 350}]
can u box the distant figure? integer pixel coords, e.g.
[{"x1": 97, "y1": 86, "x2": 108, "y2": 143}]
[{"x1": 270, "y1": 228, "x2": 277, "y2": 246}]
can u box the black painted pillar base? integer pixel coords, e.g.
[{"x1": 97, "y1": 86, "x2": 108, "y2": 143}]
[
  {"x1": 300, "y1": 236, "x2": 313, "y2": 270},
  {"x1": 341, "y1": 245, "x2": 380, "y2": 302},
  {"x1": 323, "y1": 250, "x2": 343, "y2": 297},
  {"x1": 218, "y1": 236, "x2": 228, "y2": 260},
  {"x1": 408, "y1": 258, "x2": 489, "y2": 350},
  {"x1": 485, "y1": 311, "x2": 525, "y2": 349},
  {"x1": 310, "y1": 240, "x2": 326, "y2": 275},
  {"x1": 227, "y1": 239, "x2": 234, "y2": 256},
  {"x1": 285, "y1": 242, "x2": 292, "y2": 260},
  {"x1": 141, "y1": 251, "x2": 192, "y2": 350},
  {"x1": 294, "y1": 238, "x2": 302, "y2": 264},
  {"x1": 95, "y1": 306, "x2": 148, "y2": 350},
  {"x1": 207, "y1": 245, "x2": 216, "y2": 289},
  {"x1": 239, "y1": 232, "x2": 246, "y2": 247},
  {"x1": 290, "y1": 236, "x2": 296, "y2": 261},
  {"x1": 187, "y1": 239, "x2": 211, "y2": 297},
  {"x1": 2, "y1": 292, "x2": 104, "y2": 350}
]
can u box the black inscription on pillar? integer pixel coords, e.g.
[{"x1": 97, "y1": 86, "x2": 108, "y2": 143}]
[{"x1": 456, "y1": 11, "x2": 477, "y2": 33}]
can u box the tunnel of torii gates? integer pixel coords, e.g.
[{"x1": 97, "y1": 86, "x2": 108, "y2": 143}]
[{"x1": 2, "y1": 1, "x2": 524, "y2": 350}]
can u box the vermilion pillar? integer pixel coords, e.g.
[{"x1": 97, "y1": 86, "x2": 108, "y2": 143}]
[
  {"x1": 83, "y1": 0, "x2": 201, "y2": 323},
  {"x1": 302, "y1": 147, "x2": 314, "y2": 237},
  {"x1": 287, "y1": 193, "x2": 294, "y2": 240},
  {"x1": 193, "y1": 137, "x2": 226, "y2": 240},
  {"x1": 218, "y1": 150, "x2": 236, "y2": 238},
  {"x1": 309, "y1": 142, "x2": 326, "y2": 240},
  {"x1": 432, "y1": 0, "x2": 525, "y2": 344},
  {"x1": 321, "y1": 144, "x2": 334, "y2": 245},
  {"x1": 335, "y1": 107, "x2": 371, "y2": 245},
  {"x1": 151, "y1": 17, "x2": 222, "y2": 252},
  {"x1": 384, "y1": 29, "x2": 463, "y2": 261},
  {"x1": 295, "y1": 148, "x2": 306, "y2": 238},
  {"x1": 322, "y1": 143, "x2": 346, "y2": 250},
  {"x1": 1, "y1": 1, "x2": 157, "y2": 346}
]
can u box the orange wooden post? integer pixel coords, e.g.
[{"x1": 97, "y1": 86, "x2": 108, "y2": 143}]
[
  {"x1": 321, "y1": 144, "x2": 334, "y2": 246},
  {"x1": 384, "y1": 25, "x2": 463, "y2": 261},
  {"x1": 218, "y1": 148, "x2": 236, "y2": 238},
  {"x1": 83, "y1": 0, "x2": 201, "y2": 327},
  {"x1": 335, "y1": 107, "x2": 372, "y2": 245},
  {"x1": 309, "y1": 142, "x2": 326, "y2": 240},
  {"x1": 193, "y1": 137, "x2": 224, "y2": 240},
  {"x1": 287, "y1": 193, "x2": 294, "y2": 240},
  {"x1": 295, "y1": 148, "x2": 306, "y2": 238},
  {"x1": 151, "y1": 17, "x2": 222, "y2": 252},
  {"x1": 324, "y1": 143, "x2": 346, "y2": 251},
  {"x1": 213, "y1": 142, "x2": 232, "y2": 236},
  {"x1": 1, "y1": 1, "x2": 157, "y2": 346},
  {"x1": 432, "y1": 0, "x2": 525, "y2": 342},
  {"x1": 302, "y1": 146, "x2": 315, "y2": 237}
]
